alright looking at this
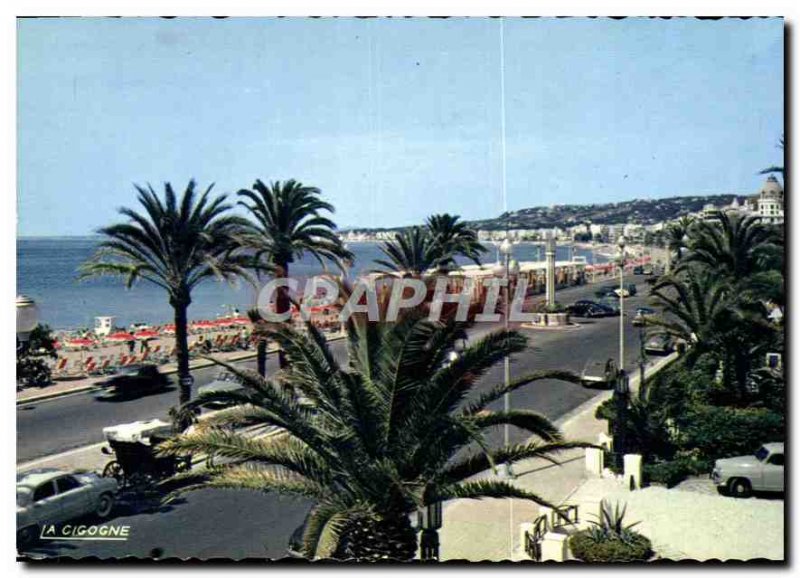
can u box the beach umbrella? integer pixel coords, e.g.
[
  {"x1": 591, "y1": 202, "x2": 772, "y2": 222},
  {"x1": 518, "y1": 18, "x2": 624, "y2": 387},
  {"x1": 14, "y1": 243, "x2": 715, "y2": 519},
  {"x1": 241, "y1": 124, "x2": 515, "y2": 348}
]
[
  {"x1": 192, "y1": 320, "x2": 216, "y2": 330},
  {"x1": 214, "y1": 318, "x2": 235, "y2": 327},
  {"x1": 134, "y1": 329, "x2": 159, "y2": 340},
  {"x1": 161, "y1": 324, "x2": 176, "y2": 335},
  {"x1": 65, "y1": 337, "x2": 94, "y2": 349},
  {"x1": 106, "y1": 332, "x2": 135, "y2": 343},
  {"x1": 231, "y1": 317, "x2": 250, "y2": 326}
]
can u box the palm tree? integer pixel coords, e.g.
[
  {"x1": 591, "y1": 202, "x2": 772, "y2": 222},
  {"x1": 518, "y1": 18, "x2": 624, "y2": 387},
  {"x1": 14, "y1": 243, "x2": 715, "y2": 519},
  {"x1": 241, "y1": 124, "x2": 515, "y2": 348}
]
[
  {"x1": 425, "y1": 213, "x2": 486, "y2": 271},
  {"x1": 237, "y1": 179, "x2": 353, "y2": 375},
  {"x1": 374, "y1": 226, "x2": 438, "y2": 277},
  {"x1": 681, "y1": 212, "x2": 781, "y2": 283},
  {"x1": 159, "y1": 313, "x2": 586, "y2": 560},
  {"x1": 664, "y1": 215, "x2": 695, "y2": 270},
  {"x1": 80, "y1": 181, "x2": 253, "y2": 405}
]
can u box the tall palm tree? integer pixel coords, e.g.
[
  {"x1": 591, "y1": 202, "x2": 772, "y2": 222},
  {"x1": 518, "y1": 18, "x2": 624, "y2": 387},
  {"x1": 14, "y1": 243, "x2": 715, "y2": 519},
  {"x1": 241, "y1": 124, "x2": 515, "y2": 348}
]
[
  {"x1": 664, "y1": 215, "x2": 695, "y2": 269},
  {"x1": 160, "y1": 314, "x2": 586, "y2": 560},
  {"x1": 80, "y1": 181, "x2": 253, "y2": 405},
  {"x1": 425, "y1": 213, "x2": 486, "y2": 271},
  {"x1": 237, "y1": 179, "x2": 353, "y2": 375},
  {"x1": 681, "y1": 212, "x2": 781, "y2": 283},
  {"x1": 374, "y1": 226, "x2": 438, "y2": 277}
]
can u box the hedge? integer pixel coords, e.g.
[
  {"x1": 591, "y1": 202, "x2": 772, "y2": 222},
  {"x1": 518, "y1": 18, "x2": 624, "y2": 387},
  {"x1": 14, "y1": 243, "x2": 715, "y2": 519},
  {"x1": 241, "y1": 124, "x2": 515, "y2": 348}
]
[{"x1": 569, "y1": 530, "x2": 653, "y2": 562}]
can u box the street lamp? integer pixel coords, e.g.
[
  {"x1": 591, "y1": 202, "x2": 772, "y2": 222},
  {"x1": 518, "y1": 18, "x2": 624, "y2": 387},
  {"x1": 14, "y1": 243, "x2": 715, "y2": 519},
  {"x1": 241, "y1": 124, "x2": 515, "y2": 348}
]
[
  {"x1": 418, "y1": 501, "x2": 443, "y2": 561},
  {"x1": 17, "y1": 295, "x2": 39, "y2": 353},
  {"x1": 613, "y1": 369, "x2": 630, "y2": 470},
  {"x1": 616, "y1": 236, "x2": 627, "y2": 370},
  {"x1": 498, "y1": 238, "x2": 515, "y2": 479}
]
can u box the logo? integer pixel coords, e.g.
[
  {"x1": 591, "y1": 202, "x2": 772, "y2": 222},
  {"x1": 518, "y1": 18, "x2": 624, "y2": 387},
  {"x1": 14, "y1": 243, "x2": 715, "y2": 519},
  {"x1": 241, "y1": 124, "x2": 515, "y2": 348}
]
[{"x1": 39, "y1": 523, "x2": 131, "y2": 541}]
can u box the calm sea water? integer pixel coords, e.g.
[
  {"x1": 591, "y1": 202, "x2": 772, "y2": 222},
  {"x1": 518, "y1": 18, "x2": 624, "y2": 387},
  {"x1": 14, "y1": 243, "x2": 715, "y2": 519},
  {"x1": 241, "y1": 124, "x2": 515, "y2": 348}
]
[{"x1": 17, "y1": 237, "x2": 604, "y2": 330}]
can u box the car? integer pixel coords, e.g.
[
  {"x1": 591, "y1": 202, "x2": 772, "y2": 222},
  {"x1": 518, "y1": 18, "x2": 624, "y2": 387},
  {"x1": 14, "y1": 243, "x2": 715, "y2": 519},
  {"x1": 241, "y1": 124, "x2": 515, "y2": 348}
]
[
  {"x1": 196, "y1": 371, "x2": 245, "y2": 408},
  {"x1": 644, "y1": 334, "x2": 674, "y2": 355},
  {"x1": 17, "y1": 469, "x2": 119, "y2": 547},
  {"x1": 631, "y1": 307, "x2": 656, "y2": 326},
  {"x1": 599, "y1": 297, "x2": 621, "y2": 315},
  {"x1": 96, "y1": 364, "x2": 171, "y2": 400},
  {"x1": 580, "y1": 358, "x2": 618, "y2": 389},
  {"x1": 594, "y1": 286, "x2": 617, "y2": 299},
  {"x1": 642, "y1": 265, "x2": 654, "y2": 275},
  {"x1": 567, "y1": 302, "x2": 609, "y2": 318},
  {"x1": 711, "y1": 443, "x2": 784, "y2": 497},
  {"x1": 632, "y1": 265, "x2": 644, "y2": 275},
  {"x1": 613, "y1": 283, "x2": 637, "y2": 298}
]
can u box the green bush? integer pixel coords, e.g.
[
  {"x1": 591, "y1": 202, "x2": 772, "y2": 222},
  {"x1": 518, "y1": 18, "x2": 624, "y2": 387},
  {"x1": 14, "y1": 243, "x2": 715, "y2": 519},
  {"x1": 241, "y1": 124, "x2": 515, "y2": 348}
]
[
  {"x1": 569, "y1": 531, "x2": 653, "y2": 562},
  {"x1": 643, "y1": 455, "x2": 710, "y2": 488},
  {"x1": 682, "y1": 405, "x2": 785, "y2": 461}
]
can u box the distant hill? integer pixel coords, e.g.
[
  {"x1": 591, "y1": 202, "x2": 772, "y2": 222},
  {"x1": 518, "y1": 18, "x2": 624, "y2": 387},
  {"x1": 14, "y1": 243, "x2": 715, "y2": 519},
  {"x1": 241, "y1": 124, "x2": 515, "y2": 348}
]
[{"x1": 465, "y1": 194, "x2": 746, "y2": 231}]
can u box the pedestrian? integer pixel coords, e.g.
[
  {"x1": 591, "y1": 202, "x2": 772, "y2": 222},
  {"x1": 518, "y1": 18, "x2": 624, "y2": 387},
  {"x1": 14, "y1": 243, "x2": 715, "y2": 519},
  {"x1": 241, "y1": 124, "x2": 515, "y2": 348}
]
[{"x1": 127, "y1": 339, "x2": 135, "y2": 354}]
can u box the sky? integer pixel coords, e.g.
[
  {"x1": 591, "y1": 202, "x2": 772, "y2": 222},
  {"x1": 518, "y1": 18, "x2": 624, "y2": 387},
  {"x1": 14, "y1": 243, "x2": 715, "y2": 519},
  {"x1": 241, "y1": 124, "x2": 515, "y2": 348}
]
[{"x1": 17, "y1": 17, "x2": 784, "y2": 236}]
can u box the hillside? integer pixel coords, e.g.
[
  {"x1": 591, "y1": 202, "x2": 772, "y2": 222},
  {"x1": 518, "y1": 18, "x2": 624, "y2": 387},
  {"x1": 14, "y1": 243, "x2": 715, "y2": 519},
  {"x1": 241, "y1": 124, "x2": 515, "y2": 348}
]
[{"x1": 465, "y1": 194, "x2": 745, "y2": 231}]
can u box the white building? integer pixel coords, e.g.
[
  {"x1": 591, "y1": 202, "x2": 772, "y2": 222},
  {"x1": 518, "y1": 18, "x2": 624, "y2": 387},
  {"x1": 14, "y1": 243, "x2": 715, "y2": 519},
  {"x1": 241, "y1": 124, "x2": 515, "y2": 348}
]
[{"x1": 756, "y1": 175, "x2": 784, "y2": 225}]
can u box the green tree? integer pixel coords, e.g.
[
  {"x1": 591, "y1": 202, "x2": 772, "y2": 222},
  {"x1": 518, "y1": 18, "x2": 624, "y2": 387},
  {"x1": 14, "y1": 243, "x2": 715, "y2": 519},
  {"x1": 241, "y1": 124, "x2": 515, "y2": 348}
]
[
  {"x1": 374, "y1": 226, "x2": 439, "y2": 277},
  {"x1": 160, "y1": 314, "x2": 586, "y2": 560},
  {"x1": 237, "y1": 179, "x2": 353, "y2": 375},
  {"x1": 664, "y1": 215, "x2": 695, "y2": 269},
  {"x1": 425, "y1": 213, "x2": 486, "y2": 271},
  {"x1": 81, "y1": 180, "x2": 253, "y2": 405}
]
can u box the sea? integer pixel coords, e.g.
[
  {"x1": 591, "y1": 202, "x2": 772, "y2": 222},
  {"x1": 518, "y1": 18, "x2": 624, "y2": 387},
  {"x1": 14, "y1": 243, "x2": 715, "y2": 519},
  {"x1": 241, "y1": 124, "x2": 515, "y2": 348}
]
[{"x1": 17, "y1": 237, "x2": 606, "y2": 331}]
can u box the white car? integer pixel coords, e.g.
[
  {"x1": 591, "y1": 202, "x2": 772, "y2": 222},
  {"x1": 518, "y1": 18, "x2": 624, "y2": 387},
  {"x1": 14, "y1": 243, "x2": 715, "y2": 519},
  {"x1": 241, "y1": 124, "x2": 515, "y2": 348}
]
[
  {"x1": 711, "y1": 442, "x2": 784, "y2": 497},
  {"x1": 17, "y1": 468, "x2": 118, "y2": 546}
]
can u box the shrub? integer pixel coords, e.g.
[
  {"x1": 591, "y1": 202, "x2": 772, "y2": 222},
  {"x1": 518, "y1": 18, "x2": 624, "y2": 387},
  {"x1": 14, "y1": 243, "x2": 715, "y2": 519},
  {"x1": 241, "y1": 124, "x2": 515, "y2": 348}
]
[
  {"x1": 682, "y1": 405, "x2": 785, "y2": 461},
  {"x1": 532, "y1": 301, "x2": 566, "y2": 314},
  {"x1": 643, "y1": 455, "x2": 710, "y2": 488},
  {"x1": 569, "y1": 531, "x2": 653, "y2": 562}
]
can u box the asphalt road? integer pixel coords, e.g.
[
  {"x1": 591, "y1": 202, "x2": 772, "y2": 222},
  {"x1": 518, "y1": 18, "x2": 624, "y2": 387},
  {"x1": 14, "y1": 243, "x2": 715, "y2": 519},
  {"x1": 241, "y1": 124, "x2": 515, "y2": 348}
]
[{"x1": 19, "y1": 275, "x2": 660, "y2": 559}]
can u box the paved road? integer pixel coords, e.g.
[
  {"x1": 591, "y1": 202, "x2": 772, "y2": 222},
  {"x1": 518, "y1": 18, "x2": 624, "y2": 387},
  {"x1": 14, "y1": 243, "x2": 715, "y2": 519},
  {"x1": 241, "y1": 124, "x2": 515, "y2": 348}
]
[{"x1": 20, "y1": 276, "x2": 660, "y2": 559}]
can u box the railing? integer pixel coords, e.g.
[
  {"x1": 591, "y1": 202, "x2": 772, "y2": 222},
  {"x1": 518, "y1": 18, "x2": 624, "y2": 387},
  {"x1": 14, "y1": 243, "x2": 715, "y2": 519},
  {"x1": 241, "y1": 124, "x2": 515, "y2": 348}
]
[{"x1": 524, "y1": 504, "x2": 580, "y2": 561}]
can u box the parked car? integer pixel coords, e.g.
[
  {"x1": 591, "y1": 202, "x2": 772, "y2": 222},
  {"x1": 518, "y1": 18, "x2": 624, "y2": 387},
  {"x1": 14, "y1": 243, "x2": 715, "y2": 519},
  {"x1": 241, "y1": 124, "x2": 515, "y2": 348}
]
[
  {"x1": 613, "y1": 283, "x2": 637, "y2": 298},
  {"x1": 599, "y1": 297, "x2": 621, "y2": 315},
  {"x1": 631, "y1": 307, "x2": 656, "y2": 326},
  {"x1": 632, "y1": 265, "x2": 644, "y2": 275},
  {"x1": 17, "y1": 469, "x2": 118, "y2": 547},
  {"x1": 644, "y1": 334, "x2": 674, "y2": 355},
  {"x1": 96, "y1": 364, "x2": 171, "y2": 400},
  {"x1": 196, "y1": 371, "x2": 245, "y2": 408},
  {"x1": 594, "y1": 286, "x2": 617, "y2": 299},
  {"x1": 711, "y1": 443, "x2": 784, "y2": 497},
  {"x1": 580, "y1": 358, "x2": 618, "y2": 389},
  {"x1": 567, "y1": 302, "x2": 609, "y2": 318},
  {"x1": 642, "y1": 265, "x2": 654, "y2": 275}
]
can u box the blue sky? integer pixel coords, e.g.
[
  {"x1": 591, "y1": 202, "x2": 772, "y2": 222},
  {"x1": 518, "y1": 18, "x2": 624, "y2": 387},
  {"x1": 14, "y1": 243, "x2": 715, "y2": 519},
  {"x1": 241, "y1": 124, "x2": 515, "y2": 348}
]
[{"x1": 17, "y1": 17, "x2": 783, "y2": 236}]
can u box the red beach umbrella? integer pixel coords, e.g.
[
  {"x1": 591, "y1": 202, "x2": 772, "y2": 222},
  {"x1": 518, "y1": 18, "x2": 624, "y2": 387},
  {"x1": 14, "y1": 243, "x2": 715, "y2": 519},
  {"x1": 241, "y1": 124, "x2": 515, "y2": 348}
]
[
  {"x1": 106, "y1": 332, "x2": 135, "y2": 343},
  {"x1": 65, "y1": 337, "x2": 94, "y2": 349},
  {"x1": 134, "y1": 329, "x2": 159, "y2": 340},
  {"x1": 161, "y1": 324, "x2": 176, "y2": 335}
]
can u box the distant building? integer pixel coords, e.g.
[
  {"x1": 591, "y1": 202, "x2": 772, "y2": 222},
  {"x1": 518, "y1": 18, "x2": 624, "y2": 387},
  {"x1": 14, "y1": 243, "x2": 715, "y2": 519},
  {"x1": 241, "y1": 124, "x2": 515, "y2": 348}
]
[{"x1": 755, "y1": 175, "x2": 784, "y2": 225}]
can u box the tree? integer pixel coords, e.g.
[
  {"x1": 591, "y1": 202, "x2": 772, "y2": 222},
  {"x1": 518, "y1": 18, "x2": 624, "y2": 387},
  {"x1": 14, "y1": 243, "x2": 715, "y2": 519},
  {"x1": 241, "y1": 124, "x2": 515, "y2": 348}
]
[
  {"x1": 425, "y1": 213, "x2": 486, "y2": 271},
  {"x1": 374, "y1": 226, "x2": 439, "y2": 277},
  {"x1": 160, "y1": 313, "x2": 586, "y2": 560},
  {"x1": 237, "y1": 179, "x2": 353, "y2": 375},
  {"x1": 664, "y1": 215, "x2": 695, "y2": 269},
  {"x1": 81, "y1": 180, "x2": 253, "y2": 406},
  {"x1": 681, "y1": 212, "x2": 781, "y2": 285}
]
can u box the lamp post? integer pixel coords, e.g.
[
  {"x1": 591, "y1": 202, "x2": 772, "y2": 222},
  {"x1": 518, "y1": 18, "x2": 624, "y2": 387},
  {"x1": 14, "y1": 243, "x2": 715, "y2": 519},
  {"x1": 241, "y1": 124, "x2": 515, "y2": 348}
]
[
  {"x1": 498, "y1": 237, "x2": 516, "y2": 479},
  {"x1": 418, "y1": 501, "x2": 443, "y2": 561},
  {"x1": 613, "y1": 369, "x2": 630, "y2": 470},
  {"x1": 616, "y1": 236, "x2": 627, "y2": 369},
  {"x1": 17, "y1": 295, "x2": 39, "y2": 354}
]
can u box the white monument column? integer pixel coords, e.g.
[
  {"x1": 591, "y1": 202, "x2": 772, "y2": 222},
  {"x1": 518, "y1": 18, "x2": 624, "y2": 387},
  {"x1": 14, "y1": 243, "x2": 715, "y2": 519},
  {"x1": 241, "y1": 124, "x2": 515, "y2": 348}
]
[{"x1": 545, "y1": 233, "x2": 557, "y2": 307}]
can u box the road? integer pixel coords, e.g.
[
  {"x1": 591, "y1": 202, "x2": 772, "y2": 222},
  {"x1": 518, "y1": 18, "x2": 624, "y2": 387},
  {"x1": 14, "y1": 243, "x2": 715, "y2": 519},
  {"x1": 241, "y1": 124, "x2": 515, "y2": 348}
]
[{"x1": 19, "y1": 275, "x2": 660, "y2": 559}]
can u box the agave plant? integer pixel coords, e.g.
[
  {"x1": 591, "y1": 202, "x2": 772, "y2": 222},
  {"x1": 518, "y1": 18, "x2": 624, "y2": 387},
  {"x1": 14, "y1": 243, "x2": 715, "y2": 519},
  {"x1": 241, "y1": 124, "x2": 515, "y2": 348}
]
[
  {"x1": 586, "y1": 500, "x2": 642, "y2": 545},
  {"x1": 159, "y1": 312, "x2": 587, "y2": 560}
]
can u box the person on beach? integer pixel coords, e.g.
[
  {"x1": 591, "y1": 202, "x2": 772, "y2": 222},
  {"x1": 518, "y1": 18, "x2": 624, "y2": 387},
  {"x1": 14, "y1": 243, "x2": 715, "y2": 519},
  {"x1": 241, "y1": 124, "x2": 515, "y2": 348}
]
[{"x1": 127, "y1": 339, "x2": 135, "y2": 354}]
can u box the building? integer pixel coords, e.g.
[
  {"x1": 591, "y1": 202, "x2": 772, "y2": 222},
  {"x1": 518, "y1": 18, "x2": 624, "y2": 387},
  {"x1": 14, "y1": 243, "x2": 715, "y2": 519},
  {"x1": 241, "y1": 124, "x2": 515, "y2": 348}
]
[{"x1": 755, "y1": 175, "x2": 784, "y2": 225}]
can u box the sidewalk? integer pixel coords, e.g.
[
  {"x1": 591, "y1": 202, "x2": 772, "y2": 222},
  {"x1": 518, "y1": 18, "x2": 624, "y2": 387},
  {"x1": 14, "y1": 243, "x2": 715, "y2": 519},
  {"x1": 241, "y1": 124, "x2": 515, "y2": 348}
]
[{"x1": 437, "y1": 353, "x2": 677, "y2": 562}]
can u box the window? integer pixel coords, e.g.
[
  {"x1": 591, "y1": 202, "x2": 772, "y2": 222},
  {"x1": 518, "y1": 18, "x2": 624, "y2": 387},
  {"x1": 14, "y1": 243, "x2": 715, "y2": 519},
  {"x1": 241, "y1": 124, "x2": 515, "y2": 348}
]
[
  {"x1": 768, "y1": 454, "x2": 784, "y2": 466},
  {"x1": 755, "y1": 446, "x2": 770, "y2": 462},
  {"x1": 33, "y1": 481, "x2": 56, "y2": 502},
  {"x1": 56, "y1": 476, "x2": 81, "y2": 493}
]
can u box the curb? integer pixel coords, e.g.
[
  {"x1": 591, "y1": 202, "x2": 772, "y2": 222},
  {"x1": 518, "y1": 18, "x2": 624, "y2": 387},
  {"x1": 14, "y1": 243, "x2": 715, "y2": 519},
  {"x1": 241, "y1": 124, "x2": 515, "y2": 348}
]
[{"x1": 17, "y1": 334, "x2": 347, "y2": 406}]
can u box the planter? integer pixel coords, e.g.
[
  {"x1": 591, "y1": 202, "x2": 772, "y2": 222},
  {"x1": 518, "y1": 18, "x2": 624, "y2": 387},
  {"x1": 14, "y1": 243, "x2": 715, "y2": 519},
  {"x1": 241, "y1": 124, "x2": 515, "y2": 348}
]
[
  {"x1": 546, "y1": 313, "x2": 570, "y2": 326},
  {"x1": 569, "y1": 530, "x2": 653, "y2": 563}
]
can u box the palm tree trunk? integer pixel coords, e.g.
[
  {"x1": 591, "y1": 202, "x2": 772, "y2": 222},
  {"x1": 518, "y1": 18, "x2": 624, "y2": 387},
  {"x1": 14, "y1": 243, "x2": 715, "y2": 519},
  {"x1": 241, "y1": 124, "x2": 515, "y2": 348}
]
[
  {"x1": 336, "y1": 515, "x2": 418, "y2": 561},
  {"x1": 172, "y1": 295, "x2": 192, "y2": 406},
  {"x1": 276, "y1": 262, "x2": 291, "y2": 369}
]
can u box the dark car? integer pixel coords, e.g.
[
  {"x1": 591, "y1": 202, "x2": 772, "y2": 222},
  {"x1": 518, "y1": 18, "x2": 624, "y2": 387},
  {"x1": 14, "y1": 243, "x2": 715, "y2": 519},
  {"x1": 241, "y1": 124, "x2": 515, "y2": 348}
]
[
  {"x1": 644, "y1": 334, "x2": 675, "y2": 355},
  {"x1": 633, "y1": 265, "x2": 644, "y2": 275},
  {"x1": 594, "y1": 285, "x2": 617, "y2": 299},
  {"x1": 598, "y1": 297, "x2": 621, "y2": 315},
  {"x1": 567, "y1": 302, "x2": 608, "y2": 318},
  {"x1": 97, "y1": 365, "x2": 171, "y2": 400}
]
